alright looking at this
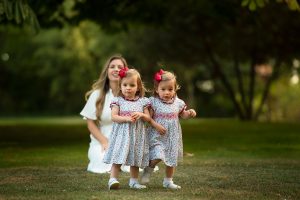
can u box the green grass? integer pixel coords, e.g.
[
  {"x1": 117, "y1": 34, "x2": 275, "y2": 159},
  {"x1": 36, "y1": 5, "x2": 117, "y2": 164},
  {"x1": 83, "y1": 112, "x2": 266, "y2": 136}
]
[{"x1": 0, "y1": 118, "x2": 299, "y2": 200}]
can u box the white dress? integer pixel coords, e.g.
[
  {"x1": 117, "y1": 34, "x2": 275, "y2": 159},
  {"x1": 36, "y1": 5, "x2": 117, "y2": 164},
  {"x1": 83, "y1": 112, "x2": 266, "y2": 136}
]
[
  {"x1": 103, "y1": 97, "x2": 150, "y2": 168},
  {"x1": 148, "y1": 96, "x2": 186, "y2": 167},
  {"x1": 80, "y1": 89, "x2": 130, "y2": 173}
]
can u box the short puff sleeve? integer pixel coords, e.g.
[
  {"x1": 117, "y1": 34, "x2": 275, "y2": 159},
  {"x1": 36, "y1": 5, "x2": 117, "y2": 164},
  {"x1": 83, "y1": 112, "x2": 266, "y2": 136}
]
[
  {"x1": 176, "y1": 97, "x2": 187, "y2": 114},
  {"x1": 141, "y1": 97, "x2": 150, "y2": 109},
  {"x1": 110, "y1": 97, "x2": 120, "y2": 109},
  {"x1": 80, "y1": 90, "x2": 100, "y2": 120}
]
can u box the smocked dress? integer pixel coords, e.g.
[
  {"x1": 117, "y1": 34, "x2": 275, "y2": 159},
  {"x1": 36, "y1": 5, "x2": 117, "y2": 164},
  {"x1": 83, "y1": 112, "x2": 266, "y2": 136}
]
[
  {"x1": 103, "y1": 96, "x2": 150, "y2": 168},
  {"x1": 80, "y1": 89, "x2": 130, "y2": 173},
  {"x1": 148, "y1": 96, "x2": 186, "y2": 167}
]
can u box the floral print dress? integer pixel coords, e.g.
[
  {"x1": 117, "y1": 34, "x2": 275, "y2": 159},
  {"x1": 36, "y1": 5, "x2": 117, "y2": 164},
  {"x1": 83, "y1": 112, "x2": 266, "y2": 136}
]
[
  {"x1": 103, "y1": 96, "x2": 150, "y2": 168},
  {"x1": 148, "y1": 96, "x2": 186, "y2": 167}
]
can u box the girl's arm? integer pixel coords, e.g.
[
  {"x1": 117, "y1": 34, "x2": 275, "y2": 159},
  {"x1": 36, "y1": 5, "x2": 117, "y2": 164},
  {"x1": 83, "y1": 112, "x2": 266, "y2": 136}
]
[
  {"x1": 111, "y1": 106, "x2": 134, "y2": 123},
  {"x1": 148, "y1": 108, "x2": 167, "y2": 135},
  {"x1": 131, "y1": 107, "x2": 166, "y2": 134},
  {"x1": 180, "y1": 109, "x2": 197, "y2": 119},
  {"x1": 130, "y1": 107, "x2": 151, "y2": 122},
  {"x1": 86, "y1": 119, "x2": 108, "y2": 151},
  {"x1": 149, "y1": 118, "x2": 167, "y2": 135}
]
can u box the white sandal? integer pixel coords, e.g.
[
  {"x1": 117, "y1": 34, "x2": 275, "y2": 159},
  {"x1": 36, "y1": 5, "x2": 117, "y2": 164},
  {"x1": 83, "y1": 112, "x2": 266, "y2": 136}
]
[
  {"x1": 108, "y1": 179, "x2": 120, "y2": 190},
  {"x1": 129, "y1": 182, "x2": 147, "y2": 189},
  {"x1": 163, "y1": 181, "x2": 181, "y2": 189}
]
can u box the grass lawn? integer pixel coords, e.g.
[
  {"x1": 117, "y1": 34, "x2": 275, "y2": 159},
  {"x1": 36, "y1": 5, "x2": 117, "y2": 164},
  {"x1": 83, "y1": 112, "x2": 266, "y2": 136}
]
[{"x1": 0, "y1": 118, "x2": 299, "y2": 200}]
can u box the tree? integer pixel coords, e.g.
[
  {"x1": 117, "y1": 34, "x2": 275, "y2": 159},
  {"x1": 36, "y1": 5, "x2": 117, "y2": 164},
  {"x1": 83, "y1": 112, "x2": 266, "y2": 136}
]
[
  {"x1": 2, "y1": 0, "x2": 300, "y2": 120},
  {"x1": 0, "y1": 0, "x2": 40, "y2": 31},
  {"x1": 72, "y1": 0, "x2": 300, "y2": 120},
  {"x1": 242, "y1": 0, "x2": 300, "y2": 11}
]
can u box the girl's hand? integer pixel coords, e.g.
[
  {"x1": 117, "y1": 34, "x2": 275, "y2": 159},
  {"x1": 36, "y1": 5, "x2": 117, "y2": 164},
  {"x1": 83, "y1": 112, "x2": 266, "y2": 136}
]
[
  {"x1": 154, "y1": 123, "x2": 166, "y2": 135},
  {"x1": 131, "y1": 112, "x2": 143, "y2": 121},
  {"x1": 125, "y1": 116, "x2": 135, "y2": 123},
  {"x1": 187, "y1": 109, "x2": 197, "y2": 118}
]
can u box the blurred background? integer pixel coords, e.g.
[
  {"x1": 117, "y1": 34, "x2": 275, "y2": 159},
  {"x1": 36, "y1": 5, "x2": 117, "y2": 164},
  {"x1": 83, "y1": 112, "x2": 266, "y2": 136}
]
[{"x1": 1, "y1": 0, "x2": 300, "y2": 121}]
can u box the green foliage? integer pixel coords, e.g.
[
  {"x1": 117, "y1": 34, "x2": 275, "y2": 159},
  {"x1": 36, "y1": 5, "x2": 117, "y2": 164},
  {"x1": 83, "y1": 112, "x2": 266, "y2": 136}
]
[
  {"x1": 114, "y1": 1, "x2": 300, "y2": 120},
  {"x1": 241, "y1": 0, "x2": 269, "y2": 11},
  {"x1": 2, "y1": 0, "x2": 300, "y2": 120},
  {"x1": 264, "y1": 76, "x2": 300, "y2": 121},
  {"x1": 241, "y1": 0, "x2": 300, "y2": 11},
  {"x1": 0, "y1": 0, "x2": 40, "y2": 32},
  {"x1": 0, "y1": 21, "x2": 126, "y2": 115}
]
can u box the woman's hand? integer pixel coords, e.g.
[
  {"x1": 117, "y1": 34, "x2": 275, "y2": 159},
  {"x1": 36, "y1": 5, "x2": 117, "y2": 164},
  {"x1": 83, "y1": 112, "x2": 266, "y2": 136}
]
[{"x1": 101, "y1": 137, "x2": 109, "y2": 151}]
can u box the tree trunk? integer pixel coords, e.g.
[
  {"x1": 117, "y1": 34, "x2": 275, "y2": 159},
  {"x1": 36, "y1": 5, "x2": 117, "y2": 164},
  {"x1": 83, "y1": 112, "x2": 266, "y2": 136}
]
[
  {"x1": 203, "y1": 39, "x2": 245, "y2": 120},
  {"x1": 254, "y1": 59, "x2": 282, "y2": 120},
  {"x1": 233, "y1": 52, "x2": 247, "y2": 117}
]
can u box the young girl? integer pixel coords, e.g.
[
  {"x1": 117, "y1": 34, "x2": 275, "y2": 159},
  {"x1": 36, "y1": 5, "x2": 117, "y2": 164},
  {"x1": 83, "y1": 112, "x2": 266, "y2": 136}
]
[
  {"x1": 103, "y1": 67, "x2": 152, "y2": 190},
  {"x1": 80, "y1": 54, "x2": 131, "y2": 173},
  {"x1": 141, "y1": 69, "x2": 197, "y2": 189}
]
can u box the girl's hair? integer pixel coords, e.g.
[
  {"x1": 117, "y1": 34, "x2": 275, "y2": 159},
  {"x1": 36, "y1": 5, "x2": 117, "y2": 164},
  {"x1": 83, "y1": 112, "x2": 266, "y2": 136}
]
[
  {"x1": 85, "y1": 54, "x2": 127, "y2": 120},
  {"x1": 117, "y1": 68, "x2": 147, "y2": 97},
  {"x1": 153, "y1": 70, "x2": 180, "y2": 97}
]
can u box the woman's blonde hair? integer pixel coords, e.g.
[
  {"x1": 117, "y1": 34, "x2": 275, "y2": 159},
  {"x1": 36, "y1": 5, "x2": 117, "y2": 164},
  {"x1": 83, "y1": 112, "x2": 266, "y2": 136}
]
[
  {"x1": 117, "y1": 68, "x2": 147, "y2": 97},
  {"x1": 85, "y1": 54, "x2": 127, "y2": 120},
  {"x1": 153, "y1": 70, "x2": 180, "y2": 97}
]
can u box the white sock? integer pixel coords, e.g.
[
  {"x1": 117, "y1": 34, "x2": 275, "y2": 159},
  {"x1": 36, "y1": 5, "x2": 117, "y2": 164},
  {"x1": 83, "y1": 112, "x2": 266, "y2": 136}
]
[
  {"x1": 109, "y1": 177, "x2": 117, "y2": 182},
  {"x1": 129, "y1": 178, "x2": 138, "y2": 185},
  {"x1": 163, "y1": 178, "x2": 172, "y2": 183}
]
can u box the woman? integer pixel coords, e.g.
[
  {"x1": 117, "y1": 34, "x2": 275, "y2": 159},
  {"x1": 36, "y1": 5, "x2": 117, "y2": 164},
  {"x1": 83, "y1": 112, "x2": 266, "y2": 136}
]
[{"x1": 80, "y1": 54, "x2": 130, "y2": 173}]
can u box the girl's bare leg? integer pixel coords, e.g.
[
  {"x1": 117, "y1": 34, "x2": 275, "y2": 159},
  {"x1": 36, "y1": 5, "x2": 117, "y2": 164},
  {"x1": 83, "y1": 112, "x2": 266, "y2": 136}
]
[
  {"x1": 110, "y1": 164, "x2": 121, "y2": 178},
  {"x1": 130, "y1": 166, "x2": 139, "y2": 179},
  {"x1": 163, "y1": 165, "x2": 181, "y2": 189},
  {"x1": 149, "y1": 159, "x2": 161, "y2": 168},
  {"x1": 129, "y1": 166, "x2": 146, "y2": 189},
  {"x1": 108, "y1": 164, "x2": 121, "y2": 190},
  {"x1": 140, "y1": 159, "x2": 161, "y2": 184},
  {"x1": 165, "y1": 165, "x2": 175, "y2": 178}
]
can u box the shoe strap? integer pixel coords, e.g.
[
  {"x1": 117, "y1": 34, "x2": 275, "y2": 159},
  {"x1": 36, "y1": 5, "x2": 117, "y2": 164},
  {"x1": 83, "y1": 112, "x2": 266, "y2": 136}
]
[
  {"x1": 131, "y1": 182, "x2": 144, "y2": 189},
  {"x1": 165, "y1": 182, "x2": 180, "y2": 189}
]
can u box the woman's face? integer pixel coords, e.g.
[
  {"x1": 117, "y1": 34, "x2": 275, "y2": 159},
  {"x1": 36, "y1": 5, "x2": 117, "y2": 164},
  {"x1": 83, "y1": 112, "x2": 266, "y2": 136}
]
[{"x1": 107, "y1": 59, "x2": 125, "y2": 82}]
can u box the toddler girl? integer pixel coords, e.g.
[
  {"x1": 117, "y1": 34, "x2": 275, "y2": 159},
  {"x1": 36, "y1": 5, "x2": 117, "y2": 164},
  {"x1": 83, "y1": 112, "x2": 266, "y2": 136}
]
[
  {"x1": 141, "y1": 69, "x2": 197, "y2": 189},
  {"x1": 103, "y1": 67, "x2": 151, "y2": 190}
]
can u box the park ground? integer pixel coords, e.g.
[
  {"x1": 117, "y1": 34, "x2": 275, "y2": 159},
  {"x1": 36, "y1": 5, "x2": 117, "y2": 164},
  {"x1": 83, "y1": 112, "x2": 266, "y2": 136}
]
[{"x1": 0, "y1": 118, "x2": 299, "y2": 200}]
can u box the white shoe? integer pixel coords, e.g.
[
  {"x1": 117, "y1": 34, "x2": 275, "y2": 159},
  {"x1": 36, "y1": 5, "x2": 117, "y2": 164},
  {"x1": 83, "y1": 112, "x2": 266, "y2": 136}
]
[
  {"x1": 163, "y1": 181, "x2": 181, "y2": 189},
  {"x1": 129, "y1": 182, "x2": 147, "y2": 189},
  {"x1": 108, "y1": 179, "x2": 120, "y2": 190},
  {"x1": 140, "y1": 167, "x2": 154, "y2": 184}
]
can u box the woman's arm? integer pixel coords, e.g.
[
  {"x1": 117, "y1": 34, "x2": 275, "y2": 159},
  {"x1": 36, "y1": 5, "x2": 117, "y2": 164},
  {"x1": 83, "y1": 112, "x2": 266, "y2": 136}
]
[{"x1": 86, "y1": 119, "x2": 108, "y2": 151}]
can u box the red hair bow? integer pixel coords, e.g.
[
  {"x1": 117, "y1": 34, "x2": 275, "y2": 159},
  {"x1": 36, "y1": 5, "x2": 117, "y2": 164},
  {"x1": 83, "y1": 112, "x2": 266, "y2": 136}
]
[
  {"x1": 154, "y1": 69, "x2": 164, "y2": 81},
  {"x1": 119, "y1": 66, "x2": 129, "y2": 78}
]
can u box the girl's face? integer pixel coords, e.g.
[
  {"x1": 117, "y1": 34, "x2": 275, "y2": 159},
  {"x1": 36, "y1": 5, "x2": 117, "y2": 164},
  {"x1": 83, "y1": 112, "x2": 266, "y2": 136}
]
[
  {"x1": 121, "y1": 75, "x2": 138, "y2": 100},
  {"x1": 156, "y1": 79, "x2": 176, "y2": 101},
  {"x1": 107, "y1": 59, "x2": 125, "y2": 82}
]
